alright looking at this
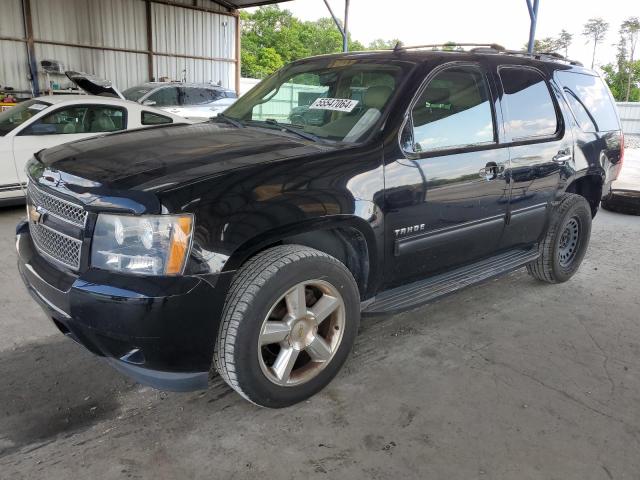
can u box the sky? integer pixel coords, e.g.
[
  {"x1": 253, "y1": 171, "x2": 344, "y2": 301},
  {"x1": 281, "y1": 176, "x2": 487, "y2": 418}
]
[{"x1": 258, "y1": 0, "x2": 639, "y2": 70}]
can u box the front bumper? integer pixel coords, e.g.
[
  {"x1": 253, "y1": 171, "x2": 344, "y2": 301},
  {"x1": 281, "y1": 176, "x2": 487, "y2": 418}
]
[{"x1": 16, "y1": 220, "x2": 234, "y2": 392}]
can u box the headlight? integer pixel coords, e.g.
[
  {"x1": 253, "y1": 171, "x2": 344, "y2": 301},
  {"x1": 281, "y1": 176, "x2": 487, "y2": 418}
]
[{"x1": 91, "y1": 213, "x2": 193, "y2": 276}]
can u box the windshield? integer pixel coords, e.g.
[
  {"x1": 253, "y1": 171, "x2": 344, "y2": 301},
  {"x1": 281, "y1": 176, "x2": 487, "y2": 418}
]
[
  {"x1": 0, "y1": 100, "x2": 51, "y2": 136},
  {"x1": 123, "y1": 86, "x2": 152, "y2": 102},
  {"x1": 223, "y1": 60, "x2": 406, "y2": 143}
]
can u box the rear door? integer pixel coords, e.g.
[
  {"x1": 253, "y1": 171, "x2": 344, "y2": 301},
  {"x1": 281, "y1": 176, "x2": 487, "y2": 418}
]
[
  {"x1": 383, "y1": 62, "x2": 510, "y2": 287},
  {"x1": 496, "y1": 65, "x2": 571, "y2": 248}
]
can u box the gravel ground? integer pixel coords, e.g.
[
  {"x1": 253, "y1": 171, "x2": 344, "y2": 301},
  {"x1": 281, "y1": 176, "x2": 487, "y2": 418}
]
[{"x1": 1, "y1": 165, "x2": 640, "y2": 479}]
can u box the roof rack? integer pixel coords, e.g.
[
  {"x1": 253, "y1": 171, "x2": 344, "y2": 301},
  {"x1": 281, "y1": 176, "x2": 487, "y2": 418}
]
[
  {"x1": 391, "y1": 42, "x2": 583, "y2": 66},
  {"x1": 502, "y1": 49, "x2": 584, "y2": 66},
  {"x1": 393, "y1": 42, "x2": 505, "y2": 52}
]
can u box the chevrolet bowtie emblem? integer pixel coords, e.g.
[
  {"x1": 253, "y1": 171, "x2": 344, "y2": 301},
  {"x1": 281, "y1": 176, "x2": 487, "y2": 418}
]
[{"x1": 28, "y1": 204, "x2": 45, "y2": 224}]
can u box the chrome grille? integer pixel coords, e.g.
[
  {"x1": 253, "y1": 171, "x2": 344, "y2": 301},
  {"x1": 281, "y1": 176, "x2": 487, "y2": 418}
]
[
  {"x1": 30, "y1": 222, "x2": 82, "y2": 270},
  {"x1": 27, "y1": 183, "x2": 87, "y2": 227},
  {"x1": 27, "y1": 182, "x2": 86, "y2": 271}
]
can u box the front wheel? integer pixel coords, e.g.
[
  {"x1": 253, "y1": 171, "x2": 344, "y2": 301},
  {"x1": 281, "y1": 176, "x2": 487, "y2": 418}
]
[
  {"x1": 213, "y1": 245, "x2": 360, "y2": 408},
  {"x1": 527, "y1": 193, "x2": 592, "y2": 283}
]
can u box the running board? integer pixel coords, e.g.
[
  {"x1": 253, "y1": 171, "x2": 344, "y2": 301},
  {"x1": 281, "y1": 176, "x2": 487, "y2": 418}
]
[{"x1": 363, "y1": 248, "x2": 540, "y2": 315}]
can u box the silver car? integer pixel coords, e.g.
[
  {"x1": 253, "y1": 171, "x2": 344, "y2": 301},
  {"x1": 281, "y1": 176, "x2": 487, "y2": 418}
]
[
  {"x1": 122, "y1": 82, "x2": 237, "y2": 120},
  {"x1": 66, "y1": 72, "x2": 237, "y2": 121}
]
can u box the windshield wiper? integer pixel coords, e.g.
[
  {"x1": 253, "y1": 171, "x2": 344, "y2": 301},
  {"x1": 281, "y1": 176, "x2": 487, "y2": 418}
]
[
  {"x1": 215, "y1": 114, "x2": 245, "y2": 128},
  {"x1": 262, "y1": 119, "x2": 322, "y2": 143}
]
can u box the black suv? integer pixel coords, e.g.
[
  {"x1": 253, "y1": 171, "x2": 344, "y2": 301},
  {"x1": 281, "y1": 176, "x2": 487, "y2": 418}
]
[{"x1": 17, "y1": 45, "x2": 623, "y2": 408}]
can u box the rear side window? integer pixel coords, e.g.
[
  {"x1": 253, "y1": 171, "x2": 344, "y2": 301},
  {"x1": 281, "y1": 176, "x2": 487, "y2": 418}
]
[
  {"x1": 181, "y1": 88, "x2": 222, "y2": 105},
  {"x1": 556, "y1": 71, "x2": 619, "y2": 132},
  {"x1": 563, "y1": 89, "x2": 597, "y2": 132},
  {"x1": 141, "y1": 111, "x2": 173, "y2": 125},
  {"x1": 147, "y1": 87, "x2": 179, "y2": 107},
  {"x1": 408, "y1": 65, "x2": 495, "y2": 152},
  {"x1": 499, "y1": 67, "x2": 558, "y2": 140}
]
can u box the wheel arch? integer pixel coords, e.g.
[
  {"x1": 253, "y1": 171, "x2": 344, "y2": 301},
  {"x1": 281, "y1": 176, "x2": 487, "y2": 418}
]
[
  {"x1": 222, "y1": 215, "x2": 379, "y2": 299},
  {"x1": 564, "y1": 172, "x2": 604, "y2": 217}
]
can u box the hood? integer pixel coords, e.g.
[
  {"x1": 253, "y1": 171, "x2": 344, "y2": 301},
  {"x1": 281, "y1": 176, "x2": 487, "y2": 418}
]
[
  {"x1": 35, "y1": 122, "x2": 336, "y2": 197},
  {"x1": 65, "y1": 71, "x2": 125, "y2": 99}
]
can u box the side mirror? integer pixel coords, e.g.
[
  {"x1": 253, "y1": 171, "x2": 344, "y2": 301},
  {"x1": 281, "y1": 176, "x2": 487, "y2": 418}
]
[{"x1": 142, "y1": 99, "x2": 156, "y2": 106}]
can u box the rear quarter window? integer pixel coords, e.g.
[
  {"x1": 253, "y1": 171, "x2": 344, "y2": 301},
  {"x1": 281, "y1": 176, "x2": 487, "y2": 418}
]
[{"x1": 555, "y1": 71, "x2": 620, "y2": 132}]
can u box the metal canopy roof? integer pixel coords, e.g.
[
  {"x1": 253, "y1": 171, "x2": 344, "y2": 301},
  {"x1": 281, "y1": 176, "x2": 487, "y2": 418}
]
[{"x1": 212, "y1": 0, "x2": 292, "y2": 9}]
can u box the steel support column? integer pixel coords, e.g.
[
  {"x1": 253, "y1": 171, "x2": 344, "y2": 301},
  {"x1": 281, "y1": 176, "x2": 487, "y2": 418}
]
[
  {"x1": 21, "y1": 0, "x2": 39, "y2": 96},
  {"x1": 235, "y1": 12, "x2": 241, "y2": 95},
  {"x1": 145, "y1": 0, "x2": 154, "y2": 80},
  {"x1": 323, "y1": 0, "x2": 350, "y2": 53},
  {"x1": 526, "y1": 0, "x2": 540, "y2": 54}
]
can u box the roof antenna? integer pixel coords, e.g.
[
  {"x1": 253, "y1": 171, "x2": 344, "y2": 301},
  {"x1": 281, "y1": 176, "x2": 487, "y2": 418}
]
[{"x1": 393, "y1": 41, "x2": 404, "y2": 52}]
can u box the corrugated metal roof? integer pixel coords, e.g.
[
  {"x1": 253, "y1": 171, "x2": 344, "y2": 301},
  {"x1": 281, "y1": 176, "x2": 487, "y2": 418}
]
[
  {"x1": 31, "y1": 0, "x2": 147, "y2": 50},
  {"x1": 210, "y1": 0, "x2": 292, "y2": 7},
  {"x1": 152, "y1": 2, "x2": 235, "y2": 59},
  {"x1": 0, "y1": 0, "x2": 25, "y2": 38},
  {"x1": 0, "y1": 40, "x2": 30, "y2": 92},
  {"x1": 1, "y1": 0, "x2": 240, "y2": 93}
]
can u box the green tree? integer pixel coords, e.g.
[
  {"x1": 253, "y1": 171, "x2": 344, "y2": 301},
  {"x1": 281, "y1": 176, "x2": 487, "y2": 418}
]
[
  {"x1": 619, "y1": 17, "x2": 640, "y2": 101},
  {"x1": 368, "y1": 38, "x2": 402, "y2": 50},
  {"x1": 524, "y1": 37, "x2": 561, "y2": 53},
  {"x1": 582, "y1": 18, "x2": 609, "y2": 69},
  {"x1": 240, "y1": 6, "x2": 373, "y2": 79},
  {"x1": 602, "y1": 61, "x2": 640, "y2": 101},
  {"x1": 558, "y1": 30, "x2": 573, "y2": 58}
]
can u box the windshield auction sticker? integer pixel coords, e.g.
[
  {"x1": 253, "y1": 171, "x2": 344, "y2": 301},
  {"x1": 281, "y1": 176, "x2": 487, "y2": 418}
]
[{"x1": 309, "y1": 98, "x2": 359, "y2": 112}]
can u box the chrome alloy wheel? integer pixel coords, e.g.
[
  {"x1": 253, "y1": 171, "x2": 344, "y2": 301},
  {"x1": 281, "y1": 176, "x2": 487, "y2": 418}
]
[
  {"x1": 258, "y1": 280, "x2": 346, "y2": 387},
  {"x1": 558, "y1": 216, "x2": 581, "y2": 267}
]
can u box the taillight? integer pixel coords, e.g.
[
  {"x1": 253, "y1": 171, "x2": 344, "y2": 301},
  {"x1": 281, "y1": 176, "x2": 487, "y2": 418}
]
[{"x1": 613, "y1": 132, "x2": 624, "y2": 180}]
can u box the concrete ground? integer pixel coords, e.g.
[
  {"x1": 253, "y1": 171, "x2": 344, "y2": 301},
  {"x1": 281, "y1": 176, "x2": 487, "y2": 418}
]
[{"x1": 1, "y1": 154, "x2": 640, "y2": 480}]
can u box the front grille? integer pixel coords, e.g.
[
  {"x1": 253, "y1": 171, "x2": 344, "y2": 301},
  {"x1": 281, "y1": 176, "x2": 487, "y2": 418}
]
[
  {"x1": 30, "y1": 222, "x2": 82, "y2": 270},
  {"x1": 27, "y1": 183, "x2": 87, "y2": 227},
  {"x1": 27, "y1": 182, "x2": 86, "y2": 271}
]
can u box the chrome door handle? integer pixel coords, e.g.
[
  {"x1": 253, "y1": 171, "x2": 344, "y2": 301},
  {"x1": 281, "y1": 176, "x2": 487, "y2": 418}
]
[{"x1": 552, "y1": 148, "x2": 572, "y2": 164}]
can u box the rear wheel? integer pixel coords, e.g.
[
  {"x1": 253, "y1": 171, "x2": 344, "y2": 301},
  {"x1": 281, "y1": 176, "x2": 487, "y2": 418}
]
[
  {"x1": 527, "y1": 193, "x2": 592, "y2": 283},
  {"x1": 213, "y1": 245, "x2": 360, "y2": 408}
]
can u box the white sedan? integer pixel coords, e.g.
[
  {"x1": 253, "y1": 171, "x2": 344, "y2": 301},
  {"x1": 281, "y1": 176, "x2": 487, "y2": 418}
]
[{"x1": 0, "y1": 95, "x2": 191, "y2": 204}]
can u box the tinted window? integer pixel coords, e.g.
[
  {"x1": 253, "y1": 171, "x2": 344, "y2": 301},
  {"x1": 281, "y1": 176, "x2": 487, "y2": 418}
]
[
  {"x1": 147, "y1": 87, "x2": 179, "y2": 107},
  {"x1": 21, "y1": 105, "x2": 125, "y2": 135},
  {"x1": 181, "y1": 88, "x2": 222, "y2": 105},
  {"x1": 564, "y1": 89, "x2": 597, "y2": 132},
  {"x1": 0, "y1": 100, "x2": 51, "y2": 136},
  {"x1": 123, "y1": 86, "x2": 151, "y2": 102},
  {"x1": 409, "y1": 66, "x2": 494, "y2": 152},
  {"x1": 556, "y1": 71, "x2": 619, "y2": 132},
  {"x1": 141, "y1": 111, "x2": 173, "y2": 125},
  {"x1": 499, "y1": 67, "x2": 558, "y2": 140}
]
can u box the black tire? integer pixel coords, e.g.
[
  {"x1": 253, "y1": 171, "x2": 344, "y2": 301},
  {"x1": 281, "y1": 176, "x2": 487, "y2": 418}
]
[
  {"x1": 213, "y1": 245, "x2": 360, "y2": 408},
  {"x1": 527, "y1": 193, "x2": 592, "y2": 283},
  {"x1": 601, "y1": 191, "x2": 640, "y2": 216}
]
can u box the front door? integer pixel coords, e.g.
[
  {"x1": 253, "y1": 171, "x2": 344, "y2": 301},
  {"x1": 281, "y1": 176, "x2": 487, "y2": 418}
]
[{"x1": 383, "y1": 63, "x2": 510, "y2": 288}]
